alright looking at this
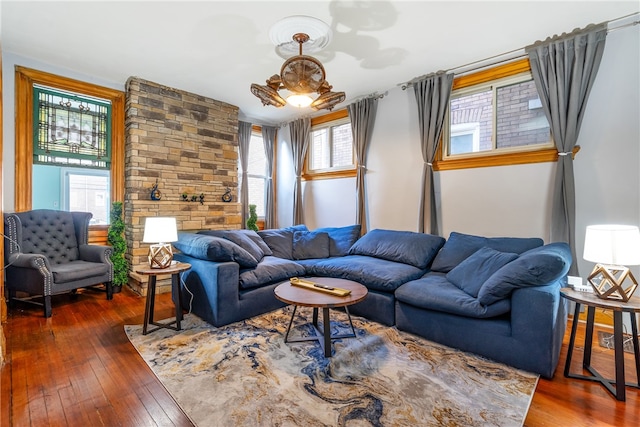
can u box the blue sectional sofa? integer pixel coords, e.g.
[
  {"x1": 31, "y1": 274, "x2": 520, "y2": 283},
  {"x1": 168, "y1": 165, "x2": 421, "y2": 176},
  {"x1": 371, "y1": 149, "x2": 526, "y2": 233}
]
[{"x1": 173, "y1": 226, "x2": 571, "y2": 378}]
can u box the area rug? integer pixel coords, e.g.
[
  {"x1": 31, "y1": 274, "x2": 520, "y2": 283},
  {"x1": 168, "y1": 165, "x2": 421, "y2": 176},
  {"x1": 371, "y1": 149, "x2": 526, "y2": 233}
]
[{"x1": 125, "y1": 308, "x2": 538, "y2": 426}]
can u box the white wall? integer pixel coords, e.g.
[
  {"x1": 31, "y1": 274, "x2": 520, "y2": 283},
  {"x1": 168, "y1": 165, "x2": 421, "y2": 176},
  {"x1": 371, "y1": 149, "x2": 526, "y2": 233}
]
[
  {"x1": 277, "y1": 23, "x2": 640, "y2": 279},
  {"x1": 2, "y1": 52, "x2": 123, "y2": 212}
]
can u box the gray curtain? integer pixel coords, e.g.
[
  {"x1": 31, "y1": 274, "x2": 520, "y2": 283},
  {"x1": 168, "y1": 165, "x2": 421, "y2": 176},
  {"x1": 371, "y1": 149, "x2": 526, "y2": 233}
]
[
  {"x1": 289, "y1": 118, "x2": 310, "y2": 225},
  {"x1": 526, "y1": 24, "x2": 607, "y2": 275},
  {"x1": 348, "y1": 97, "x2": 379, "y2": 235},
  {"x1": 238, "y1": 121, "x2": 252, "y2": 229},
  {"x1": 262, "y1": 125, "x2": 277, "y2": 229},
  {"x1": 413, "y1": 72, "x2": 454, "y2": 235}
]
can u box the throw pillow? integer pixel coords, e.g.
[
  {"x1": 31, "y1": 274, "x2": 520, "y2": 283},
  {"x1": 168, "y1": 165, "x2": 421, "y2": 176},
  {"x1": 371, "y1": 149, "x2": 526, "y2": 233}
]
[
  {"x1": 292, "y1": 231, "x2": 330, "y2": 260},
  {"x1": 478, "y1": 242, "x2": 571, "y2": 306},
  {"x1": 314, "y1": 224, "x2": 361, "y2": 257},
  {"x1": 198, "y1": 230, "x2": 265, "y2": 262},
  {"x1": 430, "y1": 232, "x2": 543, "y2": 273},
  {"x1": 348, "y1": 229, "x2": 446, "y2": 269},
  {"x1": 258, "y1": 225, "x2": 308, "y2": 259},
  {"x1": 173, "y1": 233, "x2": 259, "y2": 268},
  {"x1": 446, "y1": 247, "x2": 518, "y2": 298}
]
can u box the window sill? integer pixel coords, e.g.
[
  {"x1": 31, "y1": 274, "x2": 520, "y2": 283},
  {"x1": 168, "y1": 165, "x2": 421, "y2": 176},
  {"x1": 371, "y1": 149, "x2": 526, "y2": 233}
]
[
  {"x1": 434, "y1": 146, "x2": 580, "y2": 171},
  {"x1": 302, "y1": 168, "x2": 357, "y2": 181}
]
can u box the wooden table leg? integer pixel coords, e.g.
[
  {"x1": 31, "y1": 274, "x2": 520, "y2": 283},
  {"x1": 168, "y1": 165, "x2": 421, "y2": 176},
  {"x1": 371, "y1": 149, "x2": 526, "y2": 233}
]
[
  {"x1": 172, "y1": 272, "x2": 183, "y2": 330},
  {"x1": 322, "y1": 307, "x2": 331, "y2": 358},
  {"x1": 613, "y1": 310, "x2": 626, "y2": 401},
  {"x1": 564, "y1": 302, "x2": 581, "y2": 377},
  {"x1": 142, "y1": 275, "x2": 157, "y2": 335}
]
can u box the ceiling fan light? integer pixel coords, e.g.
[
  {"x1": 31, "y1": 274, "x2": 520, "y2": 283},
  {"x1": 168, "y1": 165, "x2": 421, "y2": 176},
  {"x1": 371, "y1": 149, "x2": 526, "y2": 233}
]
[{"x1": 286, "y1": 93, "x2": 314, "y2": 108}]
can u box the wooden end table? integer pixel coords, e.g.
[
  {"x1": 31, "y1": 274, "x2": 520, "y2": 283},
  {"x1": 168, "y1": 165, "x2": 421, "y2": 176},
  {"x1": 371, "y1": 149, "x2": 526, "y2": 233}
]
[
  {"x1": 274, "y1": 277, "x2": 368, "y2": 357},
  {"x1": 136, "y1": 262, "x2": 191, "y2": 335},
  {"x1": 561, "y1": 287, "x2": 640, "y2": 401}
]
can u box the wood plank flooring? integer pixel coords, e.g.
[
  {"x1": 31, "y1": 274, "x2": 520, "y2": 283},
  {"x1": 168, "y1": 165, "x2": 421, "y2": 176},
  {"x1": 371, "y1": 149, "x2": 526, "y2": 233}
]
[{"x1": 1, "y1": 286, "x2": 639, "y2": 426}]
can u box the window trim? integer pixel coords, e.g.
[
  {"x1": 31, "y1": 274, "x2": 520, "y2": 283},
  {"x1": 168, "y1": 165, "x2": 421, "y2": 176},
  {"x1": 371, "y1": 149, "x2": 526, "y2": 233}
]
[
  {"x1": 434, "y1": 58, "x2": 575, "y2": 171},
  {"x1": 15, "y1": 66, "x2": 125, "y2": 212},
  {"x1": 303, "y1": 109, "x2": 357, "y2": 181}
]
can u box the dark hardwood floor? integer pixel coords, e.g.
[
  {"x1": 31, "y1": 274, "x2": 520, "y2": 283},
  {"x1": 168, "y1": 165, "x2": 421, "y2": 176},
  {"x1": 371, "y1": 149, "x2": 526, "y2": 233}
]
[{"x1": 1, "y1": 286, "x2": 639, "y2": 426}]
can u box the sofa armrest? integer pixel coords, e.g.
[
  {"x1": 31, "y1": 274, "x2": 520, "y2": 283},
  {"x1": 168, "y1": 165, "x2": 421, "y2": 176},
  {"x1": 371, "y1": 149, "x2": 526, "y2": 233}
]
[
  {"x1": 79, "y1": 244, "x2": 113, "y2": 264},
  {"x1": 7, "y1": 252, "x2": 51, "y2": 271}
]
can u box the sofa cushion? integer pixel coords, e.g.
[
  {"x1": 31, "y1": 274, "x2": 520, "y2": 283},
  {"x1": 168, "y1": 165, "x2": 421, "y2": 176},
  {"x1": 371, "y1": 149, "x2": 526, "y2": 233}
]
[
  {"x1": 239, "y1": 256, "x2": 306, "y2": 290},
  {"x1": 430, "y1": 232, "x2": 543, "y2": 273},
  {"x1": 478, "y1": 242, "x2": 571, "y2": 306},
  {"x1": 174, "y1": 233, "x2": 258, "y2": 268},
  {"x1": 299, "y1": 255, "x2": 425, "y2": 292},
  {"x1": 348, "y1": 229, "x2": 445, "y2": 269},
  {"x1": 293, "y1": 231, "x2": 330, "y2": 260},
  {"x1": 314, "y1": 224, "x2": 361, "y2": 257},
  {"x1": 198, "y1": 229, "x2": 267, "y2": 262},
  {"x1": 395, "y1": 273, "x2": 512, "y2": 318},
  {"x1": 446, "y1": 247, "x2": 518, "y2": 298},
  {"x1": 258, "y1": 225, "x2": 309, "y2": 259},
  {"x1": 51, "y1": 260, "x2": 111, "y2": 283}
]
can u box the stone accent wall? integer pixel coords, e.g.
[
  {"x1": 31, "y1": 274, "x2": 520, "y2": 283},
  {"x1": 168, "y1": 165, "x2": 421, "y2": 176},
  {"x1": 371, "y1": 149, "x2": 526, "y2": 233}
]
[{"x1": 125, "y1": 77, "x2": 241, "y2": 294}]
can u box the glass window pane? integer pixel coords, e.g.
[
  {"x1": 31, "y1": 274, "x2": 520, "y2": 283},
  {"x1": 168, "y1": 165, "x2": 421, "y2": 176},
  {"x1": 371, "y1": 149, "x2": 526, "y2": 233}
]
[
  {"x1": 247, "y1": 134, "x2": 266, "y2": 176},
  {"x1": 496, "y1": 80, "x2": 551, "y2": 148},
  {"x1": 67, "y1": 172, "x2": 110, "y2": 224},
  {"x1": 247, "y1": 176, "x2": 265, "y2": 217},
  {"x1": 311, "y1": 128, "x2": 330, "y2": 170},
  {"x1": 331, "y1": 123, "x2": 353, "y2": 167},
  {"x1": 449, "y1": 89, "x2": 493, "y2": 154}
]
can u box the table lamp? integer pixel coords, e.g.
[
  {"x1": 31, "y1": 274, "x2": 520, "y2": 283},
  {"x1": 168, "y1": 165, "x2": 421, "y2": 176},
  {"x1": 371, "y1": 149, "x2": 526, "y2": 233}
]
[
  {"x1": 143, "y1": 217, "x2": 178, "y2": 269},
  {"x1": 583, "y1": 224, "x2": 640, "y2": 302}
]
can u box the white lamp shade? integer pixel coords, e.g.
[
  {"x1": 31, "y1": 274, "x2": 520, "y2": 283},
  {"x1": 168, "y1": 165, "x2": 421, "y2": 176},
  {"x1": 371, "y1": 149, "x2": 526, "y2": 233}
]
[
  {"x1": 143, "y1": 217, "x2": 178, "y2": 243},
  {"x1": 583, "y1": 224, "x2": 640, "y2": 266}
]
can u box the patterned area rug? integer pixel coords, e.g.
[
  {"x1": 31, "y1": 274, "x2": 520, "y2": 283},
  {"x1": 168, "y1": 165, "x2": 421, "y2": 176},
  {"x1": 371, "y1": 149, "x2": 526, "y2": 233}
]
[{"x1": 125, "y1": 308, "x2": 537, "y2": 426}]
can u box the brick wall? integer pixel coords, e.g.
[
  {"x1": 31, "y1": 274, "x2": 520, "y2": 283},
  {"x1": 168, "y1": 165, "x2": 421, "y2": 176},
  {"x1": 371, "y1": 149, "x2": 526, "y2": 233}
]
[{"x1": 125, "y1": 77, "x2": 241, "y2": 294}]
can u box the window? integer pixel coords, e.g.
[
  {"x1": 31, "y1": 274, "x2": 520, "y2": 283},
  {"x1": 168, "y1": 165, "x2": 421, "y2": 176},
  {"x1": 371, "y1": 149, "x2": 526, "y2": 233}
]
[
  {"x1": 435, "y1": 59, "x2": 568, "y2": 171},
  {"x1": 32, "y1": 85, "x2": 112, "y2": 223},
  {"x1": 304, "y1": 109, "x2": 356, "y2": 180},
  {"x1": 240, "y1": 128, "x2": 267, "y2": 217}
]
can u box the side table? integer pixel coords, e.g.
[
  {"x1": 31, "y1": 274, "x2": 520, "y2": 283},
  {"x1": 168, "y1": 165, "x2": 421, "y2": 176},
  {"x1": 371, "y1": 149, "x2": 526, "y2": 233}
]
[
  {"x1": 136, "y1": 262, "x2": 191, "y2": 335},
  {"x1": 561, "y1": 287, "x2": 640, "y2": 401}
]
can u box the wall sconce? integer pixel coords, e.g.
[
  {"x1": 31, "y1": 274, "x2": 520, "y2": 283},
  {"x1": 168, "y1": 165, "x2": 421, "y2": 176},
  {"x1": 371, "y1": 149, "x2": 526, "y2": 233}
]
[{"x1": 143, "y1": 217, "x2": 178, "y2": 269}]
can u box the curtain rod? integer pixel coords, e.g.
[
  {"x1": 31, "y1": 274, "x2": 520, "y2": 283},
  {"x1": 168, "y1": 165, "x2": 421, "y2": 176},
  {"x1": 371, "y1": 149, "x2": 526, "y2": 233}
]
[{"x1": 400, "y1": 11, "x2": 639, "y2": 90}]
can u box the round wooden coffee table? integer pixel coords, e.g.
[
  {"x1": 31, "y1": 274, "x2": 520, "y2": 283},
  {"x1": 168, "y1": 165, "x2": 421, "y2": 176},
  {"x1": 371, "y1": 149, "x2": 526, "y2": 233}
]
[{"x1": 274, "y1": 277, "x2": 368, "y2": 357}]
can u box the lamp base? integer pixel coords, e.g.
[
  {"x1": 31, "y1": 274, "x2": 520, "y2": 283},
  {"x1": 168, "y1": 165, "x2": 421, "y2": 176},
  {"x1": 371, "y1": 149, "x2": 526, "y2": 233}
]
[
  {"x1": 148, "y1": 243, "x2": 174, "y2": 269},
  {"x1": 588, "y1": 263, "x2": 638, "y2": 302}
]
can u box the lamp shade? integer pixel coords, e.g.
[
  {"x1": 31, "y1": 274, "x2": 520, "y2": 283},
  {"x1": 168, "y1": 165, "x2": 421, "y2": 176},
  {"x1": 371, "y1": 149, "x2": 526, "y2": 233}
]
[
  {"x1": 583, "y1": 224, "x2": 640, "y2": 266},
  {"x1": 143, "y1": 217, "x2": 178, "y2": 243}
]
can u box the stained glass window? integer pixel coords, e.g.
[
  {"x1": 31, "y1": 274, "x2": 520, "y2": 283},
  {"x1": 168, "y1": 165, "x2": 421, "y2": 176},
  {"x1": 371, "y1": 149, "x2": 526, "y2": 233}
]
[{"x1": 33, "y1": 85, "x2": 111, "y2": 168}]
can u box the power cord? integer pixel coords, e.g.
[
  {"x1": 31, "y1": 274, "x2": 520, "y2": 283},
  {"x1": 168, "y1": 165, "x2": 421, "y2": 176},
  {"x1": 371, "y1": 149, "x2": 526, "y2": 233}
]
[
  {"x1": 180, "y1": 270, "x2": 194, "y2": 315},
  {"x1": 2, "y1": 231, "x2": 22, "y2": 269}
]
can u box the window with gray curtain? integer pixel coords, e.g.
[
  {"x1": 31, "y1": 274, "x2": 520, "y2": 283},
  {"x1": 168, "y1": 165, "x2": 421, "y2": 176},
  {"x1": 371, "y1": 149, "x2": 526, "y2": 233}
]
[
  {"x1": 347, "y1": 97, "x2": 378, "y2": 235},
  {"x1": 526, "y1": 23, "x2": 607, "y2": 275},
  {"x1": 288, "y1": 118, "x2": 310, "y2": 225},
  {"x1": 238, "y1": 121, "x2": 252, "y2": 228},
  {"x1": 412, "y1": 72, "x2": 454, "y2": 235},
  {"x1": 262, "y1": 125, "x2": 277, "y2": 229}
]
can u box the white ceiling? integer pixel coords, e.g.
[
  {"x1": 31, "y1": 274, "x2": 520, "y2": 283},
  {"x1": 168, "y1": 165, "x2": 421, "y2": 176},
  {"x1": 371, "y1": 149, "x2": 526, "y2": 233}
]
[{"x1": 2, "y1": 1, "x2": 638, "y2": 126}]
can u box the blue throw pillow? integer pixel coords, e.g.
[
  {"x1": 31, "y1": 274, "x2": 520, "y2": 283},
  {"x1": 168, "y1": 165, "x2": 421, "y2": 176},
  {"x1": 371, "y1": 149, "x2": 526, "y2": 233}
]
[
  {"x1": 431, "y1": 232, "x2": 543, "y2": 273},
  {"x1": 173, "y1": 233, "x2": 259, "y2": 268},
  {"x1": 348, "y1": 229, "x2": 446, "y2": 269},
  {"x1": 446, "y1": 247, "x2": 518, "y2": 298},
  {"x1": 478, "y1": 242, "x2": 572, "y2": 306},
  {"x1": 258, "y1": 225, "x2": 309, "y2": 259},
  {"x1": 315, "y1": 224, "x2": 361, "y2": 257},
  {"x1": 198, "y1": 229, "x2": 267, "y2": 262},
  {"x1": 292, "y1": 231, "x2": 330, "y2": 260}
]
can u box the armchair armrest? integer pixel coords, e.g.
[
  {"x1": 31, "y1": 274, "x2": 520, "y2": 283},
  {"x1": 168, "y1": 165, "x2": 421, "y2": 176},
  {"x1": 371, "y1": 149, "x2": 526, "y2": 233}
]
[
  {"x1": 79, "y1": 244, "x2": 113, "y2": 264},
  {"x1": 7, "y1": 252, "x2": 52, "y2": 271}
]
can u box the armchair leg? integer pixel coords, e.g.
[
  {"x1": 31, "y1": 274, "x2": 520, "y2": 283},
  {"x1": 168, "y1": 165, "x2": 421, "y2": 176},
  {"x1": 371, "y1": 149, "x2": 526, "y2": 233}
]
[
  {"x1": 106, "y1": 282, "x2": 113, "y2": 300},
  {"x1": 43, "y1": 295, "x2": 52, "y2": 318}
]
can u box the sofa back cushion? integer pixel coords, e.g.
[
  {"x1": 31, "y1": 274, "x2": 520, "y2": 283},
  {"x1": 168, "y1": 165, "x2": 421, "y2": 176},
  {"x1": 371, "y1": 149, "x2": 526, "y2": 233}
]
[
  {"x1": 13, "y1": 209, "x2": 81, "y2": 264},
  {"x1": 478, "y1": 242, "x2": 571, "y2": 306},
  {"x1": 174, "y1": 233, "x2": 258, "y2": 268},
  {"x1": 258, "y1": 225, "x2": 308, "y2": 259},
  {"x1": 430, "y1": 232, "x2": 543, "y2": 273},
  {"x1": 445, "y1": 247, "x2": 518, "y2": 298},
  {"x1": 348, "y1": 229, "x2": 446, "y2": 270},
  {"x1": 292, "y1": 230, "x2": 330, "y2": 260},
  {"x1": 314, "y1": 224, "x2": 361, "y2": 257}
]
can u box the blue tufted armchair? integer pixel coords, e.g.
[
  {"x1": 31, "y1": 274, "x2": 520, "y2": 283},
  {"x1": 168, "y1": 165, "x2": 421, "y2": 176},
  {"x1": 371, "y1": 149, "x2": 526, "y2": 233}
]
[{"x1": 4, "y1": 209, "x2": 114, "y2": 317}]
